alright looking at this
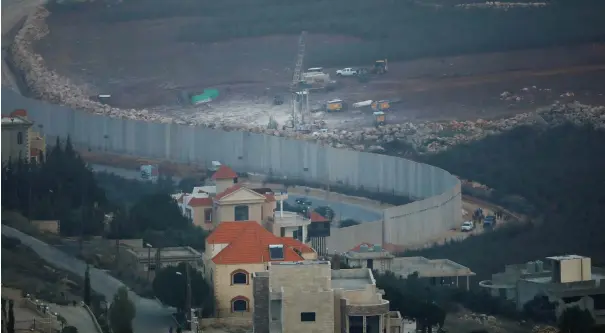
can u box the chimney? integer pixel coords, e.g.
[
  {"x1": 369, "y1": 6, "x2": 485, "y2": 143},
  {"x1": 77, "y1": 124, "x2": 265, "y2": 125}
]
[{"x1": 279, "y1": 196, "x2": 284, "y2": 218}]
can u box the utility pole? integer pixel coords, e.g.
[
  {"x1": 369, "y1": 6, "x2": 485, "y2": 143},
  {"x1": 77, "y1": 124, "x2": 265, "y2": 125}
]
[
  {"x1": 145, "y1": 243, "x2": 153, "y2": 284},
  {"x1": 186, "y1": 263, "x2": 192, "y2": 330}
]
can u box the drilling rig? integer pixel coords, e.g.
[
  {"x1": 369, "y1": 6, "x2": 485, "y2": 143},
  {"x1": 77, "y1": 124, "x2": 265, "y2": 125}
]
[{"x1": 289, "y1": 31, "x2": 312, "y2": 131}]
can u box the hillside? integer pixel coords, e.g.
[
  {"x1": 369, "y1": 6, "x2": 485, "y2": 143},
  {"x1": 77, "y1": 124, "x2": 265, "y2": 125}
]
[
  {"x1": 407, "y1": 124, "x2": 605, "y2": 281},
  {"x1": 47, "y1": 0, "x2": 605, "y2": 65}
]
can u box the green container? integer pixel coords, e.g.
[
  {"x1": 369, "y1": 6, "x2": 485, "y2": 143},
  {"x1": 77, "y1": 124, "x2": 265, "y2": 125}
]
[{"x1": 191, "y1": 89, "x2": 219, "y2": 105}]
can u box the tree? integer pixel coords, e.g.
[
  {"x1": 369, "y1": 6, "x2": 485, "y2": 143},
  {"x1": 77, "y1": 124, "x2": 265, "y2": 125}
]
[
  {"x1": 339, "y1": 219, "x2": 361, "y2": 228},
  {"x1": 109, "y1": 287, "x2": 136, "y2": 333},
  {"x1": 314, "y1": 206, "x2": 334, "y2": 221},
  {"x1": 558, "y1": 306, "x2": 595, "y2": 333},
  {"x1": 84, "y1": 265, "x2": 91, "y2": 306},
  {"x1": 61, "y1": 326, "x2": 79, "y2": 333},
  {"x1": 152, "y1": 263, "x2": 214, "y2": 317},
  {"x1": 7, "y1": 299, "x2": 15, "y2": 333},
  {"x1": 129, "y1": 193, "x2": 189, "y2": 231}
]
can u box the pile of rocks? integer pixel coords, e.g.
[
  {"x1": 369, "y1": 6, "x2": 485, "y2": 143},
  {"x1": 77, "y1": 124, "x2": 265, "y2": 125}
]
[
  {"x1": 10, "y1": 6, "x2": 168, "y2": 123},
  {"x1": 11, "y1": 6, "x2": 605, "y2": 157}
]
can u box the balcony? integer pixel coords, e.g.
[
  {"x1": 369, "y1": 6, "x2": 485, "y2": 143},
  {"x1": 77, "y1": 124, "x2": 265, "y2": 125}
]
[{"x1": 271, "y1": 211, "x2": 311, "y2": 227}]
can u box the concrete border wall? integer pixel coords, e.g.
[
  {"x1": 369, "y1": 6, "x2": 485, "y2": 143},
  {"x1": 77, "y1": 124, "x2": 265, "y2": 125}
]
[{"x1": 2, "y1": 88, "x2": 462, "y2": 252}]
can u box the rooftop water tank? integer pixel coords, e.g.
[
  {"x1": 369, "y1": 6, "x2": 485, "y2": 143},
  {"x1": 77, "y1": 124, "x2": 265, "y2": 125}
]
[
  {"x1": 359, "y1": 244, "x2": 369, "y2": 252},
  {"x1": 526, "y1": 261, "x2": 535, "y2": 274},
  {"x1": 373, "y1": 244, "x2": 382, "y2": 252}
]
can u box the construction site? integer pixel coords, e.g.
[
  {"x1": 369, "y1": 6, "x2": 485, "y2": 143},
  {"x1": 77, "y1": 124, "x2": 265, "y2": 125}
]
[{"x1": 4, "y1": 0, "x2": 595, "y2": 140}]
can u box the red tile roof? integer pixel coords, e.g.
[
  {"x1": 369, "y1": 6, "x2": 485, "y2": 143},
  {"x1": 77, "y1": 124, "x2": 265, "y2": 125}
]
[
  {"x1": 10, "y1": 109, "x2": 28, "y2": 118},
  {"x1": 211, "y1": 165, "x2": 238, "y2": 180},
  {"x1": 279, "y1": 237, "x2": 314, "y2": 254},
  {"x1": 214, "y1": 184, "x2": 243, "y2": 201},
  {"x1": 188, "y1": 197, "x2": 213, "y2": 207},
  {"x1": 310, "y1": 211, "x2": 330, "y2": 223},
  {"x1": 208, "y1": 221, "x2": 308, "y2": 264}
]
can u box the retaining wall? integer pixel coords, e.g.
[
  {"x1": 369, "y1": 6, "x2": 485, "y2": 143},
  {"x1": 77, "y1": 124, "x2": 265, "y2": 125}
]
[{"x1": 2, "y1": 88, "x2": 462, "y2": 251}]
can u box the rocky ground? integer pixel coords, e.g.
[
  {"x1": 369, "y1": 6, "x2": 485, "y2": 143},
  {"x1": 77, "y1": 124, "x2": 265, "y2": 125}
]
[{"x1": 7, "y1": 5, "x2": 605, "y2": 156}]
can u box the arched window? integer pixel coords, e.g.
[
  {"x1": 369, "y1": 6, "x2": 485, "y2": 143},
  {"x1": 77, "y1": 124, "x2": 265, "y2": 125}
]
[
  {"x1": 17, "y1": 132, "x2": 23, "y2": 145},
  {"x1": 231, "y1": 296, "x2": 249, "y2": 312},
  {"x1": 231, "y1": 270, "x2": 248, "y2": 285},
  {"x1": 234, "y1": 205, "x2": 249, "y2": 221}
]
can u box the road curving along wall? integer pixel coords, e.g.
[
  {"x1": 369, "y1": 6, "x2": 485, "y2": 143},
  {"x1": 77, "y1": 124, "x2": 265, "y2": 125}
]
[{"x1": 2, "y1": 88, "x2": 462, "y2": 252}]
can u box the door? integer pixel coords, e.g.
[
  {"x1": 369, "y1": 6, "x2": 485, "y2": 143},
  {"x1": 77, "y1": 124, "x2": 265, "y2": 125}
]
[{"x1": 367, "y1": 259, "x2": 374, "y2": 269}]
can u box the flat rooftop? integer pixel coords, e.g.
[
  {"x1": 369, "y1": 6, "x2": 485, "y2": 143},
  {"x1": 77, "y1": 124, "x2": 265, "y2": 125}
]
[
  {"x1": 524, "y1": 269, "x2": 605, "y2": 284},
  {"x1": 546, "y1": 254, "x2": 587, "y2": 261},
  {"x1": 331, "y1": 269, "x2": 373, "y2": 290},
  {"x1": 392, "y1": 257, "x2": 475, "y2": 278},
  {"x1": 131, "y1": 246, "x2": 202, "y2": 261}
]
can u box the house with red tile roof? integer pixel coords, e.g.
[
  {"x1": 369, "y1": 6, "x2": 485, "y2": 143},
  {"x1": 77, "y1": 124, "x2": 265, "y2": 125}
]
[
  {"x1": 2, "y1": 110, "x2": 46, "y2": 164},
  {"x1": 172, "y1": 164, "x2": 277, "y2": 231},
  {"x1": 203, "y1": 221, "x2": 316, "y2": 316}
]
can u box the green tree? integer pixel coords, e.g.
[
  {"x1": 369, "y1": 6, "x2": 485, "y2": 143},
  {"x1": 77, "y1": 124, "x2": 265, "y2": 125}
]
[
  {"x1": 61, "y1": 326, "x2": 78, "y2": 333},
  {"x1": 558, "y1": 306, "x2": 595, "y2": 333},
  {"x1": 109, "y1": 287, "x2": 136, "y2": 333},
  {"x1": 83, "y1": 265, "x2": 91, "y2": 306},
  {"x1": 152, "y1": 263, "x2": 214, "y2": 317},
  {"x1": 314, "y1": 206, "x2": 334, "y2": 221},
  {"x1": 339, "y1": 219, "x2": 360, "y2": 228},
  {"x1": 129, "y1": 193, "x2": 189, "y2": 231}
]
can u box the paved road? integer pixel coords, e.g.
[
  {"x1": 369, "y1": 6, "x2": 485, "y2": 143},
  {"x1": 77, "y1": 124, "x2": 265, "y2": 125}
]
[
  {"x1": 90, "y1": 164, "x2": 381, "y2": 222},
  {"x1": 53, "y1": 304, "x2": 100, "y2": 333},
  {"x1": 2, "y1": 226, "x2": 175, "y2": 333},
  {"x1": 285, "y1": 194, "x2": 381, "y2": 222}
]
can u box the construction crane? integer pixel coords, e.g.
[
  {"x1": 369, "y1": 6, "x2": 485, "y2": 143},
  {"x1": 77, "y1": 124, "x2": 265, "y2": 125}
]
[{"x1": 289, "y1": 31, "x2": 311, "y2": 130}]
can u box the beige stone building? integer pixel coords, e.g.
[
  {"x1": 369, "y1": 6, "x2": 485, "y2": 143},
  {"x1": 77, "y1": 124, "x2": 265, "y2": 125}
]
[
  {"x1": 253, "y1": 261, "x2": 404, "y2": 333},
  {"x1": 343, "y1": 243, "x2": 475, "y2": 290},
  {"x1": 174, "y1": 165, "x2": 277, "y2": 230},
  {"x1": 203, "y1": 221, "x2": 317, "y2": 317},
  {"x1": 118, "y1": 245, "x2": 203, "y2": 282},
  {"x1": 1, "y1": 109, "x2": 46, "y2": 164},
  {"x1": 480, "y1": 255, "x2": 605, "y2": 325}
]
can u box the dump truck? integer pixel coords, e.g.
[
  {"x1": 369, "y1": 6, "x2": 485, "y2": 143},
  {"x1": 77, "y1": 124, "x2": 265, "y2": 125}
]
[
  {"x1": 299, "y1": 71, "x2": 336, "y2": 91},
  {"x1": 373, "y1": 111, "x2": 386, "y2": 126},
  {"x1": 372, "y1": 59, "x2": 388, "y2": 74},
  {"x1": 325, "y1": 99, "x2": 346, "y2": 112},
  {"x1": 371, "y1": 100, "x2": 391, "y2": 112}
]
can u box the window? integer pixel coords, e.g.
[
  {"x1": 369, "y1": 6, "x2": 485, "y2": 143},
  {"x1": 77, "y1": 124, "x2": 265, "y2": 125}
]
[
  {"x1": 204, "y1": 208, "x2": 212, "y2": 222},
  {"x1": 17, "y1": 132, "x2": 23, "y2": 145},
  {"x1": 300, "y1": 312, "x2": 316, "y2": 322},
  {"x1": 234, "y1": 205, "x2": 249, "y2": 221},
  {"x1": 231, "y1": 297, "x2": 249, "y2": 312},
  {"x1": 269, "y1": 244, "x2": 284, "y2": 260},
  {"x1": 231, "y1": 270, "x2": 248, "y2": 285}
]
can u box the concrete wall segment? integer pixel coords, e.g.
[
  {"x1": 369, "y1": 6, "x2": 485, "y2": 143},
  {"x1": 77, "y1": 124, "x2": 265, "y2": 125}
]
[{"x1": 3, "y1": 88, "x2": 462, "y2": 249}]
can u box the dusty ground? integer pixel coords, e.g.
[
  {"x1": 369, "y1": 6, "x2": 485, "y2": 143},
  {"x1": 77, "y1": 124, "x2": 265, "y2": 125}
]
[{"x1": 34, "y1": 4, "x2": 605, "y2": 129}]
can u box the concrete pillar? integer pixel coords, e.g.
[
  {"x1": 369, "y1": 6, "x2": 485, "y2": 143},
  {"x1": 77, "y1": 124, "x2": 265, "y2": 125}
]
[
  {"x1": 466, "y1": 276, "x2": 470, "y2": 291},
  {"x1": 456, "y1": 275, "x2": 459, "y2": 287}
]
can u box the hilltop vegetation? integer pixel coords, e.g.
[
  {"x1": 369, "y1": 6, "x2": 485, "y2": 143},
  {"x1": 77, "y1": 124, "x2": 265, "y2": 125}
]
[
  {"x1": 48, "y1": 0, "x2": 605, "y2": 65},
  {"x1": 407, "y1": 124, "x2": 605, "y2": 281}
]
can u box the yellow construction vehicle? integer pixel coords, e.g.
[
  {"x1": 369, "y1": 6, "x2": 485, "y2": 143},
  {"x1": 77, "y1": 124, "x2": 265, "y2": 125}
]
[
  {"x1": 374, "y1": 111, "x2": 386, "y2": 126},
  {"x1": 371, "y1": 100, "x2": 390, "y2": 112},
  {"x1": 325, "y1": 99, "x2": 346, "y2": 112}
]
